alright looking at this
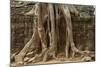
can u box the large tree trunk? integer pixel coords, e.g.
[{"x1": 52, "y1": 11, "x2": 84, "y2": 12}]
[
  {"x1": 60, "y1": 5, "x2": 81, "y2": 58},
  {"x1": 42, "y1": 4, "x2": 58, "y2": 61}
]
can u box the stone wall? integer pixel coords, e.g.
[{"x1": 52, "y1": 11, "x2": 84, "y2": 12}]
[{"x1": 11, "y1": 6, "x2": 95, "y2": 53}]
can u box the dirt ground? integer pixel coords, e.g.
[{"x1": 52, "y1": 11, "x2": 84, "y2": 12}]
[{"x1": 11, "y1": 56, "x2": 94, "y2": 66}]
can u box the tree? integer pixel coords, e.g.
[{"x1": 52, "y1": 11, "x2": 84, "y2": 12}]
[{"x1": 14, "y1": 3, "x2": 94, "y2": 65}]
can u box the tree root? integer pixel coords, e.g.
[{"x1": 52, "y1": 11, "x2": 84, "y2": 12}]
[{"x1": 13, "y1": 3, "x2": 95, "y2": 66}]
